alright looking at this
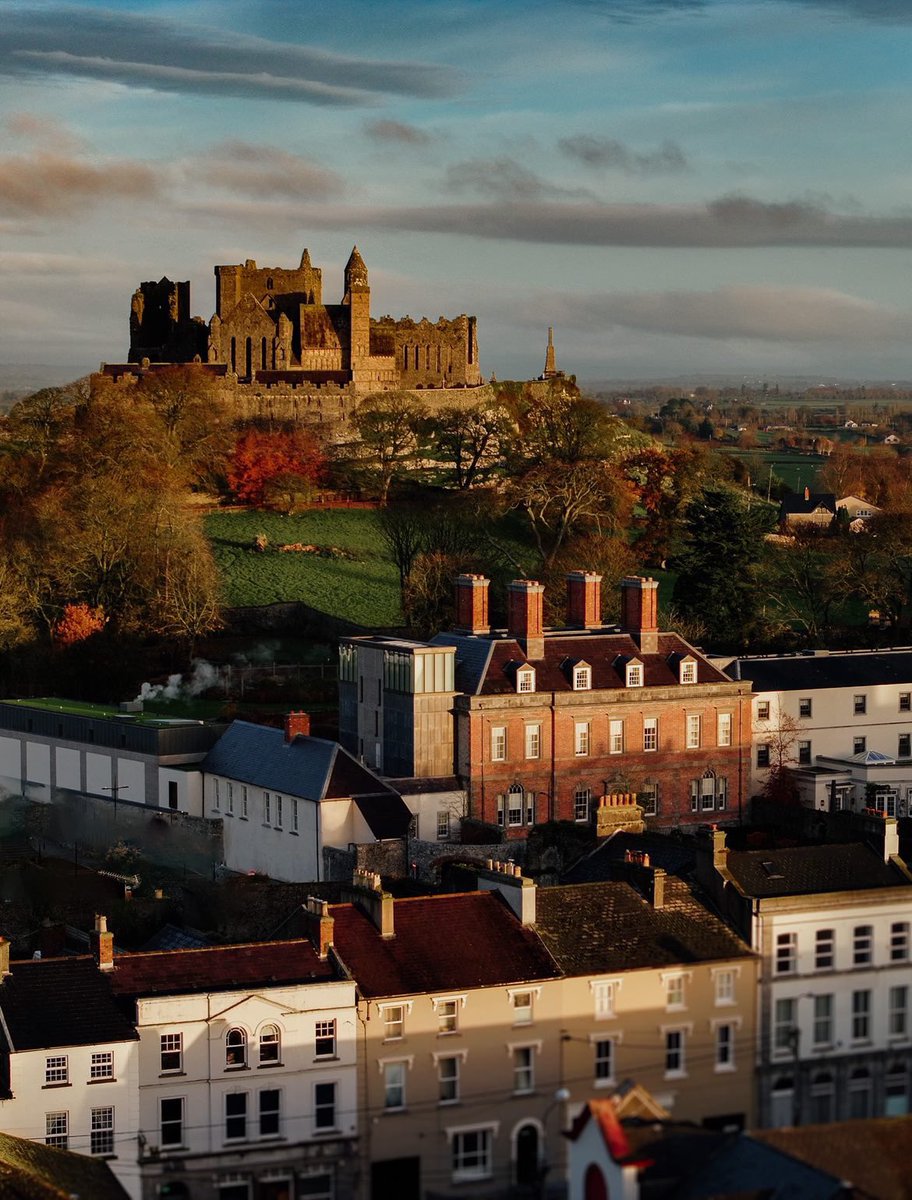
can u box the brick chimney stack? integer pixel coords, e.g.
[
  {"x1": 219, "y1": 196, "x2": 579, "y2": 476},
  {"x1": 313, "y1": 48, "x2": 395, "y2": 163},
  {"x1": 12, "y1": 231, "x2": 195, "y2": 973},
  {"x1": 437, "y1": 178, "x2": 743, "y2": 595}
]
[
  {"x1": 303, "y1": 897, "x2": 335, "y2": 959},
  {"x1": 454, "y1": 574, "x2": 490, "y2": 635},
  {"x1": 620, "y1": 576, "x2": 659, "y2": 654},
  {"x1": 285, "y1": 711, "x2": 311, "y2": 742},
  {"x1": 508, "y1": 580, "x2": 545, "y2": 661},
  {"x1": 566, "y1": 571, "x2": 602, "y2": 629},
  {"x1": 91, "y1": 914, "x2": 114, "y2": 971}
]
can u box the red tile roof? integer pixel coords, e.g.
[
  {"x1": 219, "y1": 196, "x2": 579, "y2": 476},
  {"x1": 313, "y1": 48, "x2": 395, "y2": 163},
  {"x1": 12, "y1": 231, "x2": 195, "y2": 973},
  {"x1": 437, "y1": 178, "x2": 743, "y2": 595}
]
[
  {"x1": 109, "y1": 939, "x2": 337, "y2": 997},
  {"x1": 475, "y1": 633, "x2": 730, "y2": 695},
  {"x1": 329, "y1": 892, "x2": 559, "y2": 998}
]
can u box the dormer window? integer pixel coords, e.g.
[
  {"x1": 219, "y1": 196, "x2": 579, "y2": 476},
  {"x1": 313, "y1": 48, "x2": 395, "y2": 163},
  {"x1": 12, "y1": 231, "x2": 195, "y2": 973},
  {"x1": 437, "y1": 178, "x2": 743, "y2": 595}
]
[
  {"x1": 680, "y1": 658, "x2": 697, "y2": 685},
  {"x1": 626, "y1": 660, "x2": 644, "y2": 688},
  {"x1": 573, "y1": 663, "x2": 591, "y2": 691},
  {"x1": 517, "y1": 667, "x2": 535, "y2": 694}
]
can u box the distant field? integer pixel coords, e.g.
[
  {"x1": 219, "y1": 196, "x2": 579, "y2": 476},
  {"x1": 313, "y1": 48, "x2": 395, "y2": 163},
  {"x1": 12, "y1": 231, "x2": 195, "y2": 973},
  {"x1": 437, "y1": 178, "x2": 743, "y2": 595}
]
[
  {"x1": 723, "y1": 448, "x2": 828, "y2": 493},
  {"x1": 205, "y1": 509, "x2": 403, "y2": 627}
]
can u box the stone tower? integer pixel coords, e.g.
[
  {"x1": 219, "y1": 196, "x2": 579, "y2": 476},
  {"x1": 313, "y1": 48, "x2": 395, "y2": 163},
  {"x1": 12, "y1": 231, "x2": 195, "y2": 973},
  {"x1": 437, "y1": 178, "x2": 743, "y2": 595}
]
[
  {"x1": 543, "y1": 326, "x2": 557, "y2": 379},
  {"x1": 343, "y1": 246, "x2": 371, "y2": 381}
]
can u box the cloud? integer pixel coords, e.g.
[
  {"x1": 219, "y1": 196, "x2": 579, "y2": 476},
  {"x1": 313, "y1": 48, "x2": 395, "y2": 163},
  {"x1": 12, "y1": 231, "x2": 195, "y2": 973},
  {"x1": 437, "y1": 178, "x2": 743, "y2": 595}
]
[
  {"x1": 192, "y1": 143, "x2": 344, "y2": 202},
  {"x1": 364, "y1": 120, "x2": 433, "y2": 146},
  {"x1": 0, "y1": 151, "x2": 159, "y2": 218},
  {"x1": 559, "y1": 135, "x2": 689, "y2": 174},
  {"x1": 5, "y1": 112, "x2": 87, "y2": 153},
  {"x1": 538, "y1": 285, "x2": 912, "y2": 344},
  {"x1": 443, "y1": 157, "x2": 593, "y2": 201},
  {"x1": 2, "y1": 6, "x2": 460, "y2": 106},
  {"x1": 790, "y1": 0, "x2": 912, "y2": 22}
]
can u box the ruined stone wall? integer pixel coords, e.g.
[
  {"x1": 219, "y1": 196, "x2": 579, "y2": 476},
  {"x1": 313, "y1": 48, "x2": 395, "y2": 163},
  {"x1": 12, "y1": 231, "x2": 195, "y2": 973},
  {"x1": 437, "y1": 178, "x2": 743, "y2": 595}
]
[
  {"x1": 372, "y1": 315, "x2": 481, "y2": 389},
  {"x1": 129, "y1": 279, "x2": 205, "y2": 363},
  {"x1": 215, "y1": 257, "x2": 322, "y2": 316}
]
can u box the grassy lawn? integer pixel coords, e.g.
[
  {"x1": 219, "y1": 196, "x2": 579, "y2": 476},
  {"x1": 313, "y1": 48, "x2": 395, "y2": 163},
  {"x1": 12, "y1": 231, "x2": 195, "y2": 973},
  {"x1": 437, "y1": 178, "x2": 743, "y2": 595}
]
[
  {"x1": 205, "y1": 509, "x2": 403, "y2": 626},
  {"x1": 723, "y1": 447, "x2": 828, "y2": 493}
]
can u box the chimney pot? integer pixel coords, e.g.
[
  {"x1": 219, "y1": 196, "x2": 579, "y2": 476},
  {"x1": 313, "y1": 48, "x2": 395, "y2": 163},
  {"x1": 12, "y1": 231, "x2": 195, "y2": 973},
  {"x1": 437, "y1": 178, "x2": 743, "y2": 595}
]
[
  {"x1": 566, "y1": 571, "x2": 602, "y2": 629},
  {"x1": 285, "y1": 711, "x2": 311, "y2": 742},
  {"x1": 91, "y1": 914, "x2": 114, "y2": 971},
  {"x1": 454, "y1": 574, "x2": 490, "y2": 635}
]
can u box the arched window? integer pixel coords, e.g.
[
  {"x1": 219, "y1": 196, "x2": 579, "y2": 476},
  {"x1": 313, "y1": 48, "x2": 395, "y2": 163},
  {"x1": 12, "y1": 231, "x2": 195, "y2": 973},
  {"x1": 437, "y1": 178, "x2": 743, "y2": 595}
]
[
  {"x1": 514, "y1": 1123, "x2": 540, "y2": 1186},
  {"x1": 886, "y1": 1062, "x2": 908, "y2": 1116},
  {"x1": 507, "y1": 784, "x2": 524, "y2": 827},
  {"x1": 809, "y1": 1071, "x2": 834, "y2": 1123},
  {"x1": 230, "y1": 336, "x2": 237, "y2": 373},
  {"x1": 245, "y1": 337, "x2": 253, "y2": 379},
  {"x1": 225, "y1": 1028, "x2": 247, "y2": 1068},
  {"x1": 261, "y1": 336, "x2": 268, "y2": 370},
  {"x1": 848, "y1": 1066, "x2": 872, "y2": 1119},
  {"x1": 259, "y1": 1024, "x2": 281, "y2": 1065},
  {"x1": 266, "y1": 277, "x2": 274, "y2": 289},
  {"x1": 770, "y1": 1076, "x2": 793, "y2": 1127}
]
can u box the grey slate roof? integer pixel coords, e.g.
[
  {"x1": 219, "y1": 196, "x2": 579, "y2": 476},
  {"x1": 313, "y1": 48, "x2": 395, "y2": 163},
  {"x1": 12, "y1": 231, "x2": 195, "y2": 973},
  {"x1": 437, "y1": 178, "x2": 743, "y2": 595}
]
[
  {"x1": 674, "y1": 1132, "x2": 854, "y2": 1200},
  {"x1": 779, "y1": 491, "x2": 836, "y2": 517},
  {"x1": 429, "y1": 633, "x2": 495, "y2": 695},
  {"x1": 535, "y1": 879, "x2": 754, "y2": 974},
  {"x1": 723, "y1": 843, "x2": 911, "y2": 899},
  {"x1": 563, "y1": 831, "x2": 697, "y2": 884},
  {"x1": 0, "y1": 957, "x2": 138, "y2": 1051},
  {"x1": 354, "y1": 793, "x2": 412, "y2": 839},
  {"x1": 727, "y1": 649, "x2": 912, "y2": 693},
  {"x1": 202, "y1": 720, "x2": 397, "y2": 801}
]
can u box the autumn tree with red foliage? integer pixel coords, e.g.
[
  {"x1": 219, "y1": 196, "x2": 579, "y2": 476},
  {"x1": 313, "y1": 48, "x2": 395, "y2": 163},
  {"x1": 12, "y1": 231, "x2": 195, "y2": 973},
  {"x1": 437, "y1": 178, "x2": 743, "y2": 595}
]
[
  {"x1": 53, "y1": 603, "x2": 106, "y2": 646},
  {"x1": 228, "y1": 429, "x2": 326, "y2": 508}
]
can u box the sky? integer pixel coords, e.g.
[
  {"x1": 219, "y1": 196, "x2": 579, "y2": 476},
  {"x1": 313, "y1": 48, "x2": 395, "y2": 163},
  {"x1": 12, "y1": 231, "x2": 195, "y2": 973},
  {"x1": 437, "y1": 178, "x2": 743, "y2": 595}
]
[{"x1": 3, "y1": 0, "x2": 912, "y2": 383}]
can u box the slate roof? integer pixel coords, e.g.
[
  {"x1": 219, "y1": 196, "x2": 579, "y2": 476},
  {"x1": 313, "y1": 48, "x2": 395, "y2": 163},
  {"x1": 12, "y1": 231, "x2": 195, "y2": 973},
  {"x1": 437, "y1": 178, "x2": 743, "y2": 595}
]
[
  {"x1": 202, "y1": 721, "x2": 397, "y2": 801},
  {"x1": 727, "y1": 649, "x2": 912, "y2": 693},
  {"x1": 779, "y1": 491, "x2": 837, "y2": 517},
  {"x1": 722, "y1": 843, "x2": 912, "y2": 899},
  {"x1": 354, "y1": 793, "x2": 412, "y2": 839},
  {"x1": 0, "y1": 1131, "x2": 130, "y2": 1200},
  {"x1": 563, "y1": 832, "x2": 697, "y2": 884},
  {"x1": 435, "y1": 631, "x2": 729, "y2": 694},
  {"x1": 675, "y1": 1133, "x2": 857, "y2": 1200},
  {"x1": 0, "y1": 958, "x2": 138, "y2": 1051},
  {"x1": 108, "y1": 938, "x2": 337, "y2": 998},
  {"x1": 534, "y1": 879, "x2": 753, "y2": 975},
  {"x1": 753, "y1": 1116, "x2": 912, "y2": 1200},
  {"x1": 329, "y1": 892, "x2": 559, "y2": 997}
]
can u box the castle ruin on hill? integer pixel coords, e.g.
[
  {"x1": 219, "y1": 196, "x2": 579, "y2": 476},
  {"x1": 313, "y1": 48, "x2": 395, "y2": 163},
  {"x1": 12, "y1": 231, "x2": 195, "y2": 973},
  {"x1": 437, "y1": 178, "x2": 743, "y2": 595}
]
[{"x1": 111, "y1": 245, "x2": 480, "y2": 402}]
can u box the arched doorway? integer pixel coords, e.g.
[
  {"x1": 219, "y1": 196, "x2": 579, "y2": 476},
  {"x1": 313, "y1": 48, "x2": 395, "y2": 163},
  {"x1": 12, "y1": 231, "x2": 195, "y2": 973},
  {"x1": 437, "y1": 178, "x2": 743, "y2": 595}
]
[
  {"x1": 584, "y1": 1163, "x2": 608, "y2": 1200},
  {"x1": 515, "y1": 1123, "x2": 540, "y2": 1186}
]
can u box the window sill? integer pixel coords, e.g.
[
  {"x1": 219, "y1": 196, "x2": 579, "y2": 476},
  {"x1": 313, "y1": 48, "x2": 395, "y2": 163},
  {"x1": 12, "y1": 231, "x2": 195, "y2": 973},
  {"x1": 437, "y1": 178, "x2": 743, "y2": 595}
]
[
  {"x1": 239, "y1": 816, "x2": 248, "y2": 821},
  {"x1": 714, "y1": 1064, "x2": 736, "y2": 1074},
  {"x1": 664, "y1": 1071, "x2": 687, "y2": 1081},
  {"x1": 87, "y1": 1078, "x2": 117, "y2": 1085},
  {"x1": 438, "y1": 1098, "x2": 460, "y2": 1107},
  {"x1": 258, "y1": 1061, "x2": 283, "y2": 1069},
  {"x1": 594, "y1": 1077, "x2": 616, "y2": 1089},
  {"x1": 314, "y1": 1055, "x2": 338, "y2": 1063},
  {"x1": 289, "y1": 830, "x2": 299, "y2": 836},
  {"x1": 383, "y1": 1107, "x2": 407, "y2": 1116},
  {"x1": 42, "y1": 1083, "x2": 71, "y2": 1090},
  {"x1": 225, "y1": 1064, "x2": 250, "y2": 1072},
  {"x1": 159, "y1": 1070, "x2": 185, "y2": 1078},
  {"x1": 313, "y1": 1127, "x2": 340, "y2": 1137}
]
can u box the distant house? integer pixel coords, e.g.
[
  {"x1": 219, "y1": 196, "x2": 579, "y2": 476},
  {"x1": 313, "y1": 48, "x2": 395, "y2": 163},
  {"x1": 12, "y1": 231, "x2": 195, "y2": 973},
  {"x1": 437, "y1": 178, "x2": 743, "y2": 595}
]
[
  {"x1": 202, "y1": 714, "x2": 412, "y2": 881},
  {"x1": 777, "y1": 488, "x2": 836, "y2": 529},
  {"x1": 884, "y1": 433, "x2": 901, "y2": 445},
  {"x1": 836, "y1": 494, "x2": 881, "y2": 531}
]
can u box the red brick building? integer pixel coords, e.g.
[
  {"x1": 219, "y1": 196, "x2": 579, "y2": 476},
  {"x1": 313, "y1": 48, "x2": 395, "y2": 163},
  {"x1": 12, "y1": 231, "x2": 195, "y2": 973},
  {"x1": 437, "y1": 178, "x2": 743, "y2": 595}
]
[
  {"x1": 437, "y1": 573, "x2": 752, "y2": 834},
  {"x1": 339, "y1": 573, "x2": 752, "y2": 835}
]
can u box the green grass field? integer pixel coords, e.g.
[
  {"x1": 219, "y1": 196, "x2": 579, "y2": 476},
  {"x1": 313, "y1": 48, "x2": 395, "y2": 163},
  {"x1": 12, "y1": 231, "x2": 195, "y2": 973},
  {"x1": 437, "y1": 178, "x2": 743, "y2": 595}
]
[
  {"x1": 205, "y1": 509, "x2": 403, "y2": 626},
  {"x1": 723, "y1": 448, "x2": 828, "y2": 493}
]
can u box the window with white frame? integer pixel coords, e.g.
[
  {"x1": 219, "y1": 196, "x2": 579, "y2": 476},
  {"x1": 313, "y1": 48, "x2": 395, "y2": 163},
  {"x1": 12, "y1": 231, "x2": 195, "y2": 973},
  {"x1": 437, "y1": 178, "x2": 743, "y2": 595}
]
[
  {"x1": 573, "y1": 665, "x2": 591, "y2": 691},
  {"x1": 852, "y1": 989, "x2": 871, "y2": 1040},
  {"x1": 717, "y1": 712, "x2": 732, "y2": 747},
  {"x1": 774, "y1": 997, "x2": 796, "y2": 1052},
  {"x1": 241, "y1": 785, "x2": 249, "y2": 819},
  {"x1": 513, "y1": 1046, "x2": 535, "y2": 1093},
  {"x1": 160, "y1": 1033, "x2": 182, "y2": 1073},
  {"x1": 853, "y1": 924, "x2": 873, "y2": 966},
  {"x1": 259, "y1": 1025, "x2": 281, "y2": 1065},
  {"x1": 686, "y1": 714, "x2": 701, "y2": 749},
  {"x1": 510, "y1": 989, "x2": 534, "y2": 1024},
  {"x1": 263, "y1": 792, "x2": 271, "y2": 824},
  {"x1": 594, "y1": 1038, "x2": 614, "y2": 1084},
  {"x1": 491, "y1": 726, "x2": 506, "y2": 761},
  {"x1": 714, "y1": 969, "x2": 735, "y2": 1006},
  {"x1": 757, "y1": 743, "x2": 770, "y2": 768},
  {"x1": 384, "y1": 1061, "x2": 406, "y2": 1110},
  {"x1": 664, "y1": 973, "x2": 687, "y2": 1011},
  {"x1": 664, "y1": 1029, "x2": 686, "y2": 1075},
  {"x1": 813, "y1": 994, "x2": 833, "y2": 1046},
  {"x1": 524, "y1": 724, "x2": 541, "y2": 759},
  {"x1": 160, "y1": 1097, "x2": 184, "y2": 1147},
  {"x1": 854, "y1": 694, "x2": 867, "y2": 715},
  {"x1": 451, "y1": 1128, "x2": 494, "y2": 1182},
  {"x1": 314, "y1": 1082, "x2": 336, "y2": 1131},
  {"x1": 436, "y1": 998, "x2": 460, "y2": 1034},
  {"x1": 757, "y1": 700, "x2": 770, "y2": 720},
  {"x1": 226, "y1": 782, "x2": 234, "y2": 816},
  {"x1": 226, "y1": 1028, "x2": 248, "y2": 1068},
  {"x1": 609, "y1": 719, "x2": 624, "y2": 754},
  {"x1": 516, "y1": 668, "x2": 535, "y2": 694},
  {"x1": 90, "y1": 1051, "x2": 114, "y2": 1080},
  {"x1": 438, "y1": 1055, "x2": 460, "y2": 1103},
  {"x1": 574, "y1": 721, "x2": 590, "y2": 756},
  {"x1": 626, "y1": 661, "x2": 643, "y2": 688},
  {"x1": 291, "y1": 798, "x2": 299, "y2": 833},
  {"x1": 383, "y1": 1004, "x2": 406, "y2": 1040},
  {"x1": 45, "y1": 1112, "x2": 68, "y2": 1149},
  {"x1": 259, "y1": 1088, "x2": 280, "y2": 1137},
  {"x1": 45, "y1": 1056, "x2": 67, "y2": 1085},
  {"x1": 640, "y1": 780, "x2": 658, "y2": 816},
  {"x1": 643, "y1": 717, "x2": 658, "y2": 752},
  {"x1": 503, "y1": 784, "x2": 524, "y2": 826},
  {"x1": 573, "y1": 786, "x2": 591, "y2": 821},
  {"x1": 315, "y1": 1020, "x2": 336, "y2": 1058},
  {"x1": 775, "y1": 931, "x2": 797, "y2": 975},
  {"x1": 716, "y1": 775, "x2": 728, "y2": 810},
  {"x1": 815, "y1": 928, "x2": 834, "y2": 971},
  {"x1": 593, "y1": 979, "x2": 619, "y2": 1019},
  {"x1": 890, "y1": 985, "x2": 909, "y2": 1038},
  {"x1": 715, "y1": 1023, "x2": 734, "y2": 1070},
  {"x1": 213, "y1": 779, "x2": 221, "y2": 810},
  {"x1": 436, "y1": 810, "x2": 451, "y2": 841},
  {"x1": 886, "y1": 1064, "x2": 909, "y2": 1116},
  {"x1": 892, "y1": 922, "x2": 910, "y2": 962},
  {"x1": 274, "y1": 794, "x2": 283, "y2": 829},
  {"x1": 680, "y1": 659, "x2": 697, "y2": 684},
  {"x1": 799, "y1": 697, "x2": 812, "y2": 718},
  {"x1": 225, "y1": 1092, "x2": 247, "y2": 1141}
]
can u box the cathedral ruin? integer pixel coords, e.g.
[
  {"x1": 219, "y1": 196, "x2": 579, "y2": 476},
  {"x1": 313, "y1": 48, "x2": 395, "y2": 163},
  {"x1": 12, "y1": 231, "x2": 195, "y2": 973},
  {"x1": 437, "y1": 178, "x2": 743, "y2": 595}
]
[{"x1": 124, "y1": 246, "x2": 481, "y2": 394}]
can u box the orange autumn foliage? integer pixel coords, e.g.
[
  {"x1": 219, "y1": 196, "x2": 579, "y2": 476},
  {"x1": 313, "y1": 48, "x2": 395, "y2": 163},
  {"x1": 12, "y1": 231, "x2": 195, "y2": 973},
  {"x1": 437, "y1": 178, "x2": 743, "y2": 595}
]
[
  {"x1": 228, "y1": 430, "x2": 326, "y2": 507},
  {"x1": 54, "y1": 603, "x2": 106, "y2": 645}
]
